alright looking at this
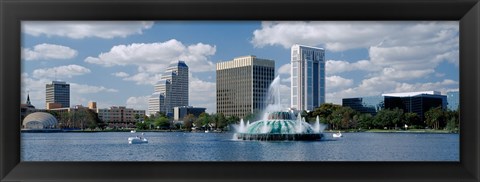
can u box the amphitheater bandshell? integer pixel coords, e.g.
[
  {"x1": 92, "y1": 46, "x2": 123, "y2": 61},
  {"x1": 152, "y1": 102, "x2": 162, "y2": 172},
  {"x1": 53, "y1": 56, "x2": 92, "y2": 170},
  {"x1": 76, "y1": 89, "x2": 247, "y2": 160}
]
[{"x1": 22, "y1": 112, "x2": 58, "y2": 129}]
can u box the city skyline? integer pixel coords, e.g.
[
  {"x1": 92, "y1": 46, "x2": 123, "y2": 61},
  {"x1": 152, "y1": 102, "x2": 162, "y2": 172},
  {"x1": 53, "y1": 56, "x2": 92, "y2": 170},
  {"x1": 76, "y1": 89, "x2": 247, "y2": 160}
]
[{"x1": 22, "y1": 21, "x2": 459, "y2": 114}]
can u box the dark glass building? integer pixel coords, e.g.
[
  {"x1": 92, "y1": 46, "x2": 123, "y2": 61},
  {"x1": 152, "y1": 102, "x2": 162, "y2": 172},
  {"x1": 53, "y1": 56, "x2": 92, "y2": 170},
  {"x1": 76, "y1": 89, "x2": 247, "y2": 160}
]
[
  {"x1": 342, "y1": 96, "x2": 384, "y2": 116},
  {"x1": 382, "y1": 91, "x2": 447, "y2": 120}
]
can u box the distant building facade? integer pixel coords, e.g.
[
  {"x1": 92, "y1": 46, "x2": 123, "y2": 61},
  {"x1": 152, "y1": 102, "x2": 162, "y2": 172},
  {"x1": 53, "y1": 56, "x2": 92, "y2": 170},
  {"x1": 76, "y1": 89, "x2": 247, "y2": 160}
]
[
  {"x1": 88, "y1": 101, "x2": 97, "y2": 110},
  {"x1": 45, "y1": 81, "x2": 70, "y2": 108},
  {"x1": 446, "y1": 91, "x2": 459, "y2": 111},
  {"x1": 96, "y1": 106, "x2": 145, "y2": 128},
  {"x1": 290, "y1": 44, "x2": 325, "y2": 111},
  {"x1": 173, "y1": 106, "x2": 207, "y2": 121},
  {"x1": 216, "y1": 55, "x2": 275, "y2": 118},
  {"x1": 148, "y1": 92, "x2": 165, "y2": 116},
  {"x1": 148, "y1": 61, "x2": 189, "y2": 116},
  {"x1": 342, "y1": 96, "x2": 384, "y2": 116},
  {"x1": 382, "y1": 91, "x2": 447, "y2": 121}
]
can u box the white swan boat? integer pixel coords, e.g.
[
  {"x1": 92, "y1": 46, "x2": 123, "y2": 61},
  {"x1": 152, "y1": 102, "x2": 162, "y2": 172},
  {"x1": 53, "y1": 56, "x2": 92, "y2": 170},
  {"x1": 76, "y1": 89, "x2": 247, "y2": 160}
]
[
  {"x1": 128, "y1": 133, "x2": 148, "y2": 144},
  {"x1": 332, "y1": 131, "x2": 342, "y2": 138}
]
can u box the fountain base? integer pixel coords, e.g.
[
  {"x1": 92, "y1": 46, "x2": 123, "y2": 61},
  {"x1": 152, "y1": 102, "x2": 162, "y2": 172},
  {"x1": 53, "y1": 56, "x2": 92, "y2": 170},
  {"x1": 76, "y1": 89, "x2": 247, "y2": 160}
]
[{"x1": 236, "y1": 133, "x2": 323, "y2": 141}]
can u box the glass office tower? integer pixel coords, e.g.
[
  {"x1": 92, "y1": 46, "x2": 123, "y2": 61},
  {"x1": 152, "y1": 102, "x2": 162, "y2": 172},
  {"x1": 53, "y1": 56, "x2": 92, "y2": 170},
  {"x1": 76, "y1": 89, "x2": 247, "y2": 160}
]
[
  {"x1": 291, "y1": 44, "x2": 325, "y2": 111},
  {"x1": 148, "y1": 61, "x2": 188, "y2": 116},
  {"x1": 45, "y1": 81, "x2": 70, "y2": 108},
  {"x1": 342, "y1": 96, "x2": 385, "y2": 116}
]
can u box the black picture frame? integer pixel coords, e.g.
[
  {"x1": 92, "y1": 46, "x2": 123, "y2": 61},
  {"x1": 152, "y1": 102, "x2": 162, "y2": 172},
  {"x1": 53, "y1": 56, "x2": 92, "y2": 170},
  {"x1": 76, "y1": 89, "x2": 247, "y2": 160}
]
[{"x1": 1, "y1": 0, "x2": 479, "y2": 181}]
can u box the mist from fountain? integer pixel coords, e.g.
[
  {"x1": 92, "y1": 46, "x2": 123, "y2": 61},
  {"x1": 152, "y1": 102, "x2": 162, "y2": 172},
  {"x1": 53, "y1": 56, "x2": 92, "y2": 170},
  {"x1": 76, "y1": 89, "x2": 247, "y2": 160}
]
[
  {"x1": 233, "y1": 75, "x2": 325, "y2": 140},
  {"x1": 236, "y1": 119, "x2": 246, "y2": 133}
]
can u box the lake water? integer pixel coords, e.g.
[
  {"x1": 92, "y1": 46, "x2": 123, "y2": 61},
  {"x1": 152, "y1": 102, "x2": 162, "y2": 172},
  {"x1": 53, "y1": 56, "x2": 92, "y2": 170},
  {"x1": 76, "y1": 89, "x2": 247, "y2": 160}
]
[{"x1": 21, "y1": 132, "x2": 459, "y2": 161}]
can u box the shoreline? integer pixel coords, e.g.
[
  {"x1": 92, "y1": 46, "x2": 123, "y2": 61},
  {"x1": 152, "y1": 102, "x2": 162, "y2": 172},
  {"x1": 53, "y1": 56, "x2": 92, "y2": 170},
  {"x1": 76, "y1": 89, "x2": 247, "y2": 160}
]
[
  {"x1": 324, "y1": 129, "x2": 458, "y2": 134},
  {"x1": 21, "y1": 129, "x2": 458, "y2": 134}
]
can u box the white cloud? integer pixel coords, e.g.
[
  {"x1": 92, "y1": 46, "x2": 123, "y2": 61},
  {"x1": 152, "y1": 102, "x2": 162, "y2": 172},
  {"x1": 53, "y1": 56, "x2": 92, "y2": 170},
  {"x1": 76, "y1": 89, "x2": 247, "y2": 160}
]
[
  {"x1": 278, "y1": 63, "x2": 290, "y2": 75},
  {"x1": 85, "y1": 39, "x2": 215, "y2": 72},
  {"x1": 85, "y1": 39, "x2": 216, "y2": 85},
  {"x1": 23, "y1": 21, "x2": 154, "y2": 39},
  {"x1": 326, "y1": 76, "x2": 354, "y2": 92},
  {"x1": 126, "y1": 96, "x2": 149, "y2": 111},
  {"x1": 123, "y1": 73, "x2": 164, "y2": 85},
  {"x1": 21, "y1": 73, "x2": 50, "y2": 107},
  {"x1": 393, "y1": 79, "x2": 459, "y2": 94},
  {"x1": 326, "y1": 60, "x2": 381, "y2": 75},
  {"x1": 70, "y1": 83, "x2": 118, "y2": 94},
  {"x1": 112, "y1": 72, "x2": 130, "y2": 78},
  {"x1": 252, "y1": 21, "x2": 458, "y2": 79},
  {"x1": 254, "y1": 21, "x2": 459, "y2": 105},
  {"x1": 22, "y1": 43, "x2": 78, "y2": 61},
  {"x1": 379, "y1": 67, "x2": 435, "y2": 81},
  {"x1": 252, "y1": 21, "x2": 458, "y2": 51},
  {"x1": 21, "y1": 73, "x2": 118, "y2": 109},
  {"x1": 32, "y1": 65, "x2": 91, "y2": 78},
  {"x1": 189, "y1": 74, "x2": 216, "y2": 113}
]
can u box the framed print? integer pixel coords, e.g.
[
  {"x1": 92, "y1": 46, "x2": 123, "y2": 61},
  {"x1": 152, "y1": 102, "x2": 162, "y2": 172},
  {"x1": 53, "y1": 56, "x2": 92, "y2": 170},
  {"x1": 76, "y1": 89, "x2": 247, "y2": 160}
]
[{"x1": 1, "y1": 0, "x2": 479, "y2": 181}]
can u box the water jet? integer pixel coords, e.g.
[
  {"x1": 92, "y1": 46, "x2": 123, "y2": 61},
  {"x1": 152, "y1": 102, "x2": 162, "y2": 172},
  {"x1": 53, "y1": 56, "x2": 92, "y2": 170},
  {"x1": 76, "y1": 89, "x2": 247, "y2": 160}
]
[{"x1": 234, "y1": 76, "x2": 324, "y2": 141}]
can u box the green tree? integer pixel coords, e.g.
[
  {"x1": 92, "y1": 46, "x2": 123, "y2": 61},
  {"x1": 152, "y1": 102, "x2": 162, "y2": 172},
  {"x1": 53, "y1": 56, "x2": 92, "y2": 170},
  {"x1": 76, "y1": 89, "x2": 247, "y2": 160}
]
[
  {"x1": 244, "y1": 111, "x2": 260, "y2": 122},
  {"x1": 444, "y1": 109, "x2": 459, "y2": 131},
  {"x1": 374, "y1": 109, "x2": 403, "y2": 129},
  {"x1": 154, "y1": 116, "x2": 170, "y2": 129},
  {"x1": 390, "y1": 108, "x2": 404, "y2": 129},
  {"x1": 215, "y1": 113, "x2": 227, "y2": 130},
  {"x1": 195, "y1": 112, "x2": 211, "y2": 130},
  {"x1": 355, "y1": 113, "x2": 373, "y2": 130},
  {"x1": 424, "y1": 106, "x2": 444, "y2": 130},
  {"x1": 136, "y1": 121, "x2": 148, "y2": 130},
  {"x1": 226, "y1": 115, "x2": 240, "y2": 125},
  {"x1": 311, "y1": 103, "x2": 342, "y2": 129},
  {"x1": 404, "y1": 112, "x2": 421, "y2": 128},
  {"x1": 183, "y1": 114, "x2": 196, "y2": 131},
  {"x1": 330, "y1": 106, "x2": 356, "y2": 130}
]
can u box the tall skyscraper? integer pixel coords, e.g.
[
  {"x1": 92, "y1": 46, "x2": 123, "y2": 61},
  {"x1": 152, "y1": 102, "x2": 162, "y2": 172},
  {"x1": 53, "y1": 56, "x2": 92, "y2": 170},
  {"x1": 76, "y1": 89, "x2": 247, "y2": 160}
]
[
  {"x1": 216, "y1": 55, "x2": 275, "y2": 118},
  {"x1": 45, "y1": 81, "x2": 70, "y2": 108},
  {"x1": 290, "y1": 44, "x2": 325, "y2": 111},
  {"x1": 148, "y1": 61, "x2": 189, "y2": 116}
]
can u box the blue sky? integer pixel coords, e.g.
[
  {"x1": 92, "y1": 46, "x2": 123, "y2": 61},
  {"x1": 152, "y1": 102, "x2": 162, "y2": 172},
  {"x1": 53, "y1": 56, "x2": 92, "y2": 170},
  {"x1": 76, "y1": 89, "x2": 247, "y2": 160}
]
[{"x1": 21, "y1": 21, "x2": 459, "y2": 115}]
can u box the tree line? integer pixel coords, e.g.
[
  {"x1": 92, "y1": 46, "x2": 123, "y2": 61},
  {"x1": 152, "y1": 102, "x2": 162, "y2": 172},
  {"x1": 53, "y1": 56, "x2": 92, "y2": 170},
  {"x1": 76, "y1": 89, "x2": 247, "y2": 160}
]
[
  {"x1": 135, "y1": 112, "x2": 241, "y2": 131},
  {"x1": 46, "y1": 108, "x2": 102, "y2": 130},
  {"x1": 135, "y1": 103, "x2": 459, "y2": 132},
  {"x1": 307, "y1": 103, "x2": 459, "y2": 132},
  {"x1": 45, "y1": 103, "x2": 459, "y2": 132}
]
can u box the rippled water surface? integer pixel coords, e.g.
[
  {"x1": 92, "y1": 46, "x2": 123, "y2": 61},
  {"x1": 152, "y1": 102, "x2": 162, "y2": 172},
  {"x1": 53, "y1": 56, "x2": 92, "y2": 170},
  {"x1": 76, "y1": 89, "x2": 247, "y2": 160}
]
[{"x1": 21, "y1": 132, "x2": 459, "y2": 161}]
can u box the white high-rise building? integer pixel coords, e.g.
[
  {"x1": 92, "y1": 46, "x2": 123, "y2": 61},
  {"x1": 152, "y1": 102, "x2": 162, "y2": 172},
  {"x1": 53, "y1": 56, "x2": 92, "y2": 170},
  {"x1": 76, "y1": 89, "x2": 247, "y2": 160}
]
[
  {"x1": 291, "y1": 44, "x2": 325, "y2": 111},
  {"x1": 148, "y1": 92, "x2": 165, "y2": 115},
  {"x1": 148, "y1": 61, "x2": 189, "y2": 116}
]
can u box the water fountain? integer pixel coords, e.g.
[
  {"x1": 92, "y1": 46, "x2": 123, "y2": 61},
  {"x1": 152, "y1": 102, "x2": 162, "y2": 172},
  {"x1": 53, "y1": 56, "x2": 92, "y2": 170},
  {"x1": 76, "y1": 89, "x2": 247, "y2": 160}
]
[{"x1": 234, "y1": 76, "x2": 325, "y2": 141}]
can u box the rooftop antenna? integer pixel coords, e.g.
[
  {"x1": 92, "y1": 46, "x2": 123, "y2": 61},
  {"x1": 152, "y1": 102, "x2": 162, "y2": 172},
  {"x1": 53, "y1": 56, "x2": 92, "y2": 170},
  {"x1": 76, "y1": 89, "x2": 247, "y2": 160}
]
[{"x1": 54, "y1": 69, "x2": 57, "y2": 81}]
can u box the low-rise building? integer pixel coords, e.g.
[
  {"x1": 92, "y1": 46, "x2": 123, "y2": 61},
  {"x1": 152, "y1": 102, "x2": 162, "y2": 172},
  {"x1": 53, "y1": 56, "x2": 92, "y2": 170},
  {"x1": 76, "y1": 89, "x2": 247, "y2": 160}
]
[
  {"x1": 96, "y1": 106, "x2": 145, "y2": 128},
  {"x1": 382, "y1": 91, "x2": 447, "y2": 121},
  {"x1": 174, "y1": 106, "x2": 206, "y2": 121},
  {"x1": 342, "y1": 96, "x2": 384, "y2": 116}
]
